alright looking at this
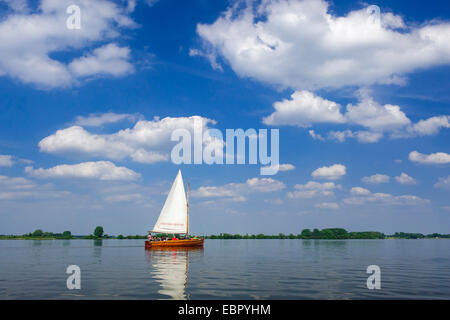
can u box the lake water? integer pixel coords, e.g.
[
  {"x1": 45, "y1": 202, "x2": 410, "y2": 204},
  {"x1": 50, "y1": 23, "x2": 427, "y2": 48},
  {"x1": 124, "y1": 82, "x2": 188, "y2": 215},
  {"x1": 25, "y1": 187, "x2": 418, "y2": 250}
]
[{"x1": 0, "y1": 239, "x2": 449, "y2": 299}]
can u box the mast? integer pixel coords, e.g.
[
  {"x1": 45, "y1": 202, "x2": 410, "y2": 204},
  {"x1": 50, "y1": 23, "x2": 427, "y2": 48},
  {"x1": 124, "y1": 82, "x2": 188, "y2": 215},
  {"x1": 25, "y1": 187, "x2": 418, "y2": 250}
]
[{"x1": 186, "y1": 182, "x2": 189, "y2": 235}]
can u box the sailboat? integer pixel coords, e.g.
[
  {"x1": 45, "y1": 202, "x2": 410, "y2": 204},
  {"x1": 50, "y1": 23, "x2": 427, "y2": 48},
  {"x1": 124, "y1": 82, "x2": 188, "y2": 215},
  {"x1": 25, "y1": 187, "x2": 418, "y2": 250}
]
[{"x1": 145, "y1": 170, "x2": 204, "y2": 248}]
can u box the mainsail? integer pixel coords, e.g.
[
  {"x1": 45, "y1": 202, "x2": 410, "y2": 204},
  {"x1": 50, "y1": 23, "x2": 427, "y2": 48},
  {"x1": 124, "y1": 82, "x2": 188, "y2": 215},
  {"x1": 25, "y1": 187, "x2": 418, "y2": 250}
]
[{"x1": 151, "y1": 170, "x2": 188, "y2": 234}]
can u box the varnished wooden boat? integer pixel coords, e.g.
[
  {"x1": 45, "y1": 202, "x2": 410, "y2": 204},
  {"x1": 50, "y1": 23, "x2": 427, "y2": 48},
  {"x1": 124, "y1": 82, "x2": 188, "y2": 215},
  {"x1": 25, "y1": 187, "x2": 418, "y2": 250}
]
[
  {"x1": 146, "y1": 170, "x2": 205, "y2": 249},
  {"x1": 145, "y1": 238, "x2": 204, "y2": 248}
]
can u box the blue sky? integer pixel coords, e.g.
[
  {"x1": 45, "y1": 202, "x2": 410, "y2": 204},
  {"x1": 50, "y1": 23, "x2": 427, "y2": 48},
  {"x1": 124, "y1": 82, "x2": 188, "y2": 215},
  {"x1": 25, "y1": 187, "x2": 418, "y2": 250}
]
[{"x1": 0, "y1": 0, "x2": 449, "y2": 235}]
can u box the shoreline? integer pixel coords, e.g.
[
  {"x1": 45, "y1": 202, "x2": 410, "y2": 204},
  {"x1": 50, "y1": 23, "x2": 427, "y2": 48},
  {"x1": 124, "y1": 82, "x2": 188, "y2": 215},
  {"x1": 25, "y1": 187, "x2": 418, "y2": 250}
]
[
  {"x1": 1, "y1": 237, "x2": 449, "y2": 240},
  {"x1": 2, "y1": 228, "x2": 449, "y2": 241}
]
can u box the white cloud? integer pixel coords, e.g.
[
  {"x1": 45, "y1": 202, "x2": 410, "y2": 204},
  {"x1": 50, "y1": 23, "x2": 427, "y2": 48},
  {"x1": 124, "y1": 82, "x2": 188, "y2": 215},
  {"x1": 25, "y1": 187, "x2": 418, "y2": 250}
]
[
  {"x1": 326, "y1": 130, "x2": 354, "y2": 142},
  {"x1": 394, "y1": 116, "x2": 450, "y2": 138},
  {"x1": 315, "y1": 202, "x2": 339, "y2": 209},
  {"x1": 287, "y1": 181, "x2": 340, "y2": 199},
  {"x1": 345, "y1": 94, "x2": 410, "y2": 131},
  {"x1": 278, "y1": 164, "x2": 296, "y2": 171},
  {"x1": 25, "y1": 161, "x2": 140, "y2": 181},
  {"x1": 0, "y1": 155, "x2": 14, "y2": 167},
  {"x1": 309, "y1": 130, "x2": 325, "y2": 141},
  {"x1": 264, "y1": 90, "x2": 447, "y2": 143},
  {"x1": 245, "y1": 177, "x2": 286, "y2": 192},
  {"x1": 38, "y1": 115, "x2": 216, "y2": 163},
  {"x1": 409, "y1": 151, "x2": 450, "y2": 165},
  {"x1": 262, "y1": 163, "x2": 296, "y2": 172},
  {"x1": 195, "y1": 0, "x2": 450, "y2": 90},
  {"x1": 325, "y1": 129, "x2": 384, "y2": 143},
  {"x1": 395, "y1": 172, "x2": 418, "y2": 185},
  {"x1": 191, "y1": 177, "x2": 285, "y2": 202},
  {"x1": 74, "y1": 112, "x2": 141, "y2": 127},
  {"x1": 346, "y1": 184, "x2": 427, "y2": 205},
  {"x1": 355, "y1": 131, "x2": 384, "y2": 143},
  {"x1": 362, "y1": 174, "x2": 390, "y2": 184},
  {"x1": 350, "y1": 187, "x2": 371, "y2": 195},
  {"x1": 0, "y1": 175, "x2": 35, "y2": 190},
  {"x1": 68, "y1": 43, "x2": 134, "y2": 78},
  {"x1": 0, "y1": 0, "x2": 136, "y2": 88},
  {"x1": 262, "y1": 91, "x2": 345, "y2": 127},
  {"x1": 344, "y1": 193, "x2": 429, "y2": 206},
  {"x1": 130, "y1": 149, "x2": 169, "y2": 164},
  {"x1": 311, "y1": 164, "x2": 346, "y2": 180},
  {"x1": 434, "y1": 175, "x2": 450, "y2": 189}
]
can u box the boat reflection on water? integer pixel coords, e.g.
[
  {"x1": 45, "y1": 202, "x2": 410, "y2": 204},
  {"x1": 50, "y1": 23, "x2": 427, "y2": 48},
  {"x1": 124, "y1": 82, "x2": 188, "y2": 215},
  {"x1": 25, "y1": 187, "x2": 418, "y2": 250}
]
[{"x1": 146, "y1": 247, "x2": 203, "y2": 300}]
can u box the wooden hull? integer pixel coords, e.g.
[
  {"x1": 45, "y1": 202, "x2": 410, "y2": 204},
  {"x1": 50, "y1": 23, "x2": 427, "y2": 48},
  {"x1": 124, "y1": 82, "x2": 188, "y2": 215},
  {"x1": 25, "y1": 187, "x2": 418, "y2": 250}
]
[{"x1": 145, "y1": 238, "x2": 204, "y2": 249}]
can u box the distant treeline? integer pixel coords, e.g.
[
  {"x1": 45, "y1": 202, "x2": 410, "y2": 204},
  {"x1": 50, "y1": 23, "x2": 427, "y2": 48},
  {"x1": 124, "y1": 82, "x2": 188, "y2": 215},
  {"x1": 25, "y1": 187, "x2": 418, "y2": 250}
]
[
  {"x1": 2, "y1": 228, "x2": 450, "y2": 240},
  {"x1": 206, "y1": 228, "x2": 450, "y2": 240},
  {"x1": 0, "y1": 228, "x2": 179, "y2": 240},
  {"x1": 206, "y1": 228, "x2": 385, "y2": 239},
  {"x1": 388, "y1": 232, "x2": 450, "y2": 239},
  {"x1": 0, "y1": 229, "x2": 73, "y2": 240}
]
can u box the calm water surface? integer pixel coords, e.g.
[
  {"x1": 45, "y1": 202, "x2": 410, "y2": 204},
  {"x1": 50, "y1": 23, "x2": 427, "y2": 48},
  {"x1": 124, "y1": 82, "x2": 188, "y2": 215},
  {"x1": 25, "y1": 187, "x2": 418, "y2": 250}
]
[{"x1": 0, "y1": 239, "x2": 449, "y2": 299}]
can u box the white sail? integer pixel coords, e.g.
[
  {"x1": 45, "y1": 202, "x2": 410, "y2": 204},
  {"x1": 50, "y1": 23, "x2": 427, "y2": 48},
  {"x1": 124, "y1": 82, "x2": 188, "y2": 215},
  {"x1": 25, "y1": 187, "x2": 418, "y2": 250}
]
[{"x1": 151, "y1": 170, "x2": 187, "y2": 234}]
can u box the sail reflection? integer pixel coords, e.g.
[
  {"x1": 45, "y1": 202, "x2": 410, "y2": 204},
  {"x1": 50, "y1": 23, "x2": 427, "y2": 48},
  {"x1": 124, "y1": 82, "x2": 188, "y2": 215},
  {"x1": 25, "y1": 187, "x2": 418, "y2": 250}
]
[{"x1": 146, "y1": 247, "x2": 203, "y2": 300}]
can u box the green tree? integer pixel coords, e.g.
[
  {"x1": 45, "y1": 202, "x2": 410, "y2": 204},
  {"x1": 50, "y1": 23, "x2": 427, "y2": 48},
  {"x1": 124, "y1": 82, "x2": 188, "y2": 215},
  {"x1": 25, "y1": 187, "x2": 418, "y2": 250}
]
[
  {"x1": 62, "y1": 231, "x2": 71, "y2": 239},
  {"x1": 94, "y1": 226, "x2": 104, "y2": 238},
  {"x1": 32, "y1": 229, "x2": 43, "y2": 237},
  {"x1": 312, "y1": 228, "x2": 321, "y2": 238},
  {"x1": 301, "y1": 229, "x2": 312, "y2": 238},
  {"x1": 117, "y1": 234, "x2": 124, "y2": 239}
]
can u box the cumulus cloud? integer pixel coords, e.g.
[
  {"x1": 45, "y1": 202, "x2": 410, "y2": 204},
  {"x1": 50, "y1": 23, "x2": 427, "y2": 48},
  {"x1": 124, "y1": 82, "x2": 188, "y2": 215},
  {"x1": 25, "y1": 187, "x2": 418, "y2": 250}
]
[
  {"x1": 345, "y1": 95, "x2": 410, "y2": 131},
  {"x1": 350, "y1": 187, "x2": 371, "y2": 195},
  {"x1": 278, "y1": 164, "x2": 295, "y2": 171},
  {"x1": 311, "y1": 164, "x2": 346, "y2": 180},
  {"x1": 25, "y1": 161, "x2": 140, "y2": 181},
  {"x1": 0, "y1": 155, "x2": 14, "y2": 167},
  {"x1": 287, "y1": 181, "x2": 340, "y2": 199},
  {"x1": 68, "y1": 43, "x2": 134, "y2": 78},
  {"x1": 393, "y1": 116, "x2": 450, "y2": 138},
  {"x1": 362, "y1": 174, "x2": 390, "y2": 184},
  {"x1": 0, "y1": 0, "x2": 136, "y2": 88},
  {"x1": 395, "y1": 173, "x2": 418, "y2": 185},
  {"x1": 263, "y1": 91, "x2": 345, "y2": 127},
  {"x1": 409, "y1": 151, "x2": 450, "y2": 165},
  {"x1": 265, "y1": 90, "x2": 448, "y2": 143},
  {"x1": 434, "y1": 175, "x2": 450, "y2": 189},
  {"x1": 262, "y1": 163, "x2": 295, "y2": 172},
  {"x1": 74, "y1": 112, "x2": 142, "y2": 127},
  {"x1": 195, "y1": 0, "x2": 450, "y2": 91},
  {"x1": 191, "y1": 177, "x2": 286, "y2": 202},
  {"x1": 38, "y1": 115, "x2": 216, "y2": 163}
]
